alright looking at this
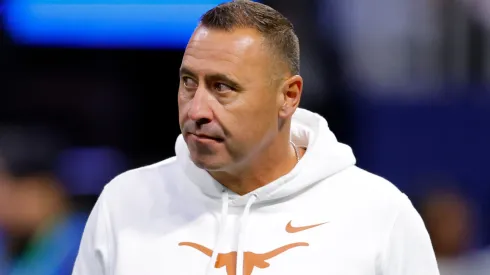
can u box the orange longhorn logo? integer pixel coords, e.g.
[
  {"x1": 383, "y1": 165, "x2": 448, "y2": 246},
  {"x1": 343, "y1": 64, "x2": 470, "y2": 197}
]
[{"x1": 179, "y1": 242, "x2": 309, "y2": 275}]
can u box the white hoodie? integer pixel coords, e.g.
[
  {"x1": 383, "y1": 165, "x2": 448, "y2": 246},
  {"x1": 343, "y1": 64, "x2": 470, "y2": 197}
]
[{"x1": 72, "y1": 108, "x2": 439, "y2": 275}]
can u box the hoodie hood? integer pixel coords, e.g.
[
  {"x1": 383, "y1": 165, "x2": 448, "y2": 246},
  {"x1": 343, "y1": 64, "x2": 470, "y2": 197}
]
[
  {"x1": 175, "y1": 108, "x2": 356, "y2": 207},
  {"x1": 73, "y1": 107, "x2": 439, "y2": 275}
]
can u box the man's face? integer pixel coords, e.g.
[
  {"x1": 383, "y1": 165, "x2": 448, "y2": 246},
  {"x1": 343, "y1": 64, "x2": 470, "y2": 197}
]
[
  {"x1": 0, "y1": 172, "x2": 47, "y2": 236},
  {"x1": 0, "y1": 172, "x2": 22, "y2": 235},
  {"x1": 178, "y1": 27, "x2": 283, "y2": 171}
]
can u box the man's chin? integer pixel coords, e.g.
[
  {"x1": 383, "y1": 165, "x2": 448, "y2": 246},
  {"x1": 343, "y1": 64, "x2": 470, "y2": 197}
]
[{"x1": 190, "y1": 156, "x2": 226, "y2": 172}]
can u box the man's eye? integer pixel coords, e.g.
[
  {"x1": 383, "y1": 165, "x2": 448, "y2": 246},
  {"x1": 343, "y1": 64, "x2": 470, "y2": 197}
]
[
  {"x1": 214, "y1": 82, "x2": 233, "y2": 93},
  {"x1": 183, "y1": 77, "x2": 198, "y2": 88}
]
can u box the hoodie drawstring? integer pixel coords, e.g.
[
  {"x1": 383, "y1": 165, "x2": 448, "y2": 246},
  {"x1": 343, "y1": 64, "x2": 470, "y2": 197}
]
[
  {"x1": 207, "y1": 191, "x2": 257, "y2": 275},
  {"x1": 207, "y1": 190, "x2": 229, "y2": 274},
  {"x1": 236, "y1": 194, "x2": 257, "y2": 275}
]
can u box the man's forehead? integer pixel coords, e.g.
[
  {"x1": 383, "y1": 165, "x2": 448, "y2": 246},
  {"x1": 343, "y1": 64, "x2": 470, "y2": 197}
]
[
  {"x1": 189, "y1": 27, "x2": 263, "y2": 50},
  {"x1": 183, "y1": 27, "x2": 266, "y2": 68}
]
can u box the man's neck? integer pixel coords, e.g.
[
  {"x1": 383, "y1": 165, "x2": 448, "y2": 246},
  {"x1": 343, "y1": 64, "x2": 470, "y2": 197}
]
[{"x1": 209, "y1": 135, "x2": 302, "y2": 196}]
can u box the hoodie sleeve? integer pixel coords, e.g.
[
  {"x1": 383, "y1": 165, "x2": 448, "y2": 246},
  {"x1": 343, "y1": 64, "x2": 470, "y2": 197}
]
[
  {"x1": 378, "y1": 194, "x2": 440, "y2": 275},
  {"x1": 72, "y1": 189, "x2": 113, "y2": 275}
]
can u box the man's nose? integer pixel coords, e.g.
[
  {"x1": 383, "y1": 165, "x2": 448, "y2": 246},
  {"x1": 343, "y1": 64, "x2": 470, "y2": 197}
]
[{"x1": 188, "y1": 87, "x2": 213, "y2": 125}]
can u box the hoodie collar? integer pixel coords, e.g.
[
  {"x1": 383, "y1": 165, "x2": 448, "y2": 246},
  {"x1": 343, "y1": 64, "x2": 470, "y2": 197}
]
[{"x1": 175, "y1": 108, "x2": 356, "y2": 207}]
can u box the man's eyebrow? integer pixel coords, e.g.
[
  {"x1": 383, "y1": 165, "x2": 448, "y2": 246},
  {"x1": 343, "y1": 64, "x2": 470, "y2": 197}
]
[
  {"x1": 206, "y1": 73, "x2": 243, "y2": 90},
  {"x1": 206, "y1": 73, "x2": 237, "y2": 84},
  {"x1": 180, "y1": 67, "x2": 243, "y2": 89},
  {"x1": 179, "y1": 67, "x2": 196, "y2": 77}
]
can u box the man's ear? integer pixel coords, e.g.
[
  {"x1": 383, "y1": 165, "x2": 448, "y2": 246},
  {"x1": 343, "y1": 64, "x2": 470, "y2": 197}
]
[{"x1": 278, "y1": 75, "x2": 303, "y2": 119}]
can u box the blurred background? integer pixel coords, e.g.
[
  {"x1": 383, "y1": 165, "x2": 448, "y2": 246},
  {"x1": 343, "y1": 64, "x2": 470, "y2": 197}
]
[{"x1": 0, "y1": 0, "x2": 489, "y2": 274}]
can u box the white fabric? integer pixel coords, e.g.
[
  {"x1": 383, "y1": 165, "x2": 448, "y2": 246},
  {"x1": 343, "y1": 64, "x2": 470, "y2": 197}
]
[
  {"x1": 208, "y1": 190, "x2": 229, "y2": 275},
  {"x1": 437, "y1": 248, "x2": 490, "y2": 275},
  {"x1": 72, "y1": 108, "x2": 439, "y2": 275}
]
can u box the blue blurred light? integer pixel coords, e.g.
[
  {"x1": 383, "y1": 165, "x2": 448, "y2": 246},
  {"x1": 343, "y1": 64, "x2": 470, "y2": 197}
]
[{"x1": 4, "y1": 0, "x2": 251, "y2": 48}]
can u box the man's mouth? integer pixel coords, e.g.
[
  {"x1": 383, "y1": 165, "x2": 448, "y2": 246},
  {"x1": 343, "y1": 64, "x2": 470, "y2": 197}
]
[{"x1": 190, "y1": 133, "x2": 224, "y2": 142}]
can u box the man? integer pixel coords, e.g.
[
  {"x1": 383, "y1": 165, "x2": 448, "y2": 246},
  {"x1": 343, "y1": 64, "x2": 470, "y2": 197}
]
[
  {"x1": 73, "y1": 1, "x2": 440, "y2": 275},
  {"x1": 420, "y1": 186, "x2": 490, "y2": 275},
  {"x1": 0, "y1": 126, "x2": 87, "y2": 275}
]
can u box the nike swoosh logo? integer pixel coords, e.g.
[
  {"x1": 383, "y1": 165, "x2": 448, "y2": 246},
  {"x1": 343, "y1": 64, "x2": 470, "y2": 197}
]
[{"x1": 286, "y1": 220, "x2": 327, "y2": 233}]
